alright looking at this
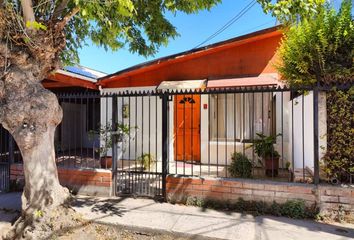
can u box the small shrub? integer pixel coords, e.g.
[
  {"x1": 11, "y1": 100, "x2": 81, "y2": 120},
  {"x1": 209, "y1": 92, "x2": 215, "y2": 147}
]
[
  {"x1": 280, "y1": 200, "x2": 306, "y2": 219},
  {"x1": 186, "y1": 196, "x2": 206, "y2": 208},
  {"x1": 269, "y1": 201, "x2": 282, "y2": 217},
  {"x1": 172, "y1": 197, "x2": 318, "y2": 220},
  {"x1": 137, "y1": 153, "x2": 156, "y2": 170},
  {"x1": 228, "y1": 152, "x2": 252, "y2": 178}
]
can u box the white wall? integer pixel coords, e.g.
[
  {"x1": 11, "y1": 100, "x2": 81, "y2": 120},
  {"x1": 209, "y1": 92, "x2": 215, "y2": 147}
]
[
  {"x1": 100, "y1": 88, "x2": 327, "y2": 172},
  {"x1": 288, "y1": 91, "x2": 327, "y2": 171},
  {"x1": 274, "y1": 92, "x2": 291, "y2": 168},
  {"x1": 200, "y1": 94, "x2": 254, "y2": 165},
  {"x1": 101, "y1": 87, "x2": 175, "y2": 162}
]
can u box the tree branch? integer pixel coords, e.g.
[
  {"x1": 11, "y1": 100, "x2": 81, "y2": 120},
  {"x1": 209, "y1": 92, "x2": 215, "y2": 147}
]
[
  {"x1": 21, "y1": 0, "x2": 35, "y2": 26},
  {"x1": 52, "y1": 0, "x2": 69, "y2": 20},
  {"x1": 56, "y1": 7, "x2": 79, "y2": 31}
]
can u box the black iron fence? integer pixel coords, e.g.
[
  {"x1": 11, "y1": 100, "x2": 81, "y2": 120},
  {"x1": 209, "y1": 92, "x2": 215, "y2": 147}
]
[
  {"x1": 0, "y1": 84, "x2": 352, "y2": 194},
  {"x1": 0, "y1": 125, "x2": 10, "y2": 192}
]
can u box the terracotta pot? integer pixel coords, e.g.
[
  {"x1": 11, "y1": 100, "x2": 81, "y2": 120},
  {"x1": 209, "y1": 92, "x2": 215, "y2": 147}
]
[
  {"x1": 264, "y1": 156, "x2": 279, "y2": 177},
  {"x1": 100, "y1": 156, "x2": 112, "y2": 169}
]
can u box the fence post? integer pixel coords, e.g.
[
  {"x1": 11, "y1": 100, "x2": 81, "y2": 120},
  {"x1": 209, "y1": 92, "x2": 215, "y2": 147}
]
[
  {"x1": 313, "y1": 86, "x2": 320, "y2": 185},
  {"x1": 161, "y1": 92, "x2": 169, "y2": 201},
  {"x1": 111, "y1": 95, "x2": 118, "y2": 196}
]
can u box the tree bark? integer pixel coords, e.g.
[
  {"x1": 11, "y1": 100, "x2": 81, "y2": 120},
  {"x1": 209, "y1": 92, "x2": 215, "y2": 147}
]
[
  {"x1": 20, "y1": 0, "x2": 35, "y2": 24},
  {"x1": 1, "y1": 65, "x2": 69, "y2": 212}
]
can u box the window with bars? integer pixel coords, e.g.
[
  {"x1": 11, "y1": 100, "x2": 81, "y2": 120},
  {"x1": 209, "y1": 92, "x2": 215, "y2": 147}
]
[{"x1": 209, "y1": 92, "x2": 274, "y2": 142}]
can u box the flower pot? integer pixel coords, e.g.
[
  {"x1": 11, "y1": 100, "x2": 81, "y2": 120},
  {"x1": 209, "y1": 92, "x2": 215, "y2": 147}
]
[
  {"x1": 264, "y1": 156, "x2": 279, "y2": 177},
  {"x1": 100, "y1": 156, "x2": 112, "y2": 169}
]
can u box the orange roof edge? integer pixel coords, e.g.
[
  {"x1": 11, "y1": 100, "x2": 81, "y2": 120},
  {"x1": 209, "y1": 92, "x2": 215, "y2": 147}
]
[
  {"x1": 46, "y1": 72, "x2": 98, "y2": 90},
  {"x1": 99, "y1": 26, "x2": 283, "y2": 86}
]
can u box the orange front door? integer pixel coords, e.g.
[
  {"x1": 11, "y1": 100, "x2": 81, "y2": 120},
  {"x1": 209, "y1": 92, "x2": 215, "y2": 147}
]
[{"x1": 174, "y1": 94, "x2": 201, "y2": 162}]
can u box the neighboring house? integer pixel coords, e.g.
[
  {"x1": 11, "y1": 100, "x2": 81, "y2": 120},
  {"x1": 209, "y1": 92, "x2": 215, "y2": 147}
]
[
  {"x1": 47, "y1": 66, "x2": 106, "y2": 165},
  {"x1": 1, "y1": 66, "x2": 105, "y2": 164},
  {"x1": 97, "y1": 26, "x2": 326, "y2": 177}
]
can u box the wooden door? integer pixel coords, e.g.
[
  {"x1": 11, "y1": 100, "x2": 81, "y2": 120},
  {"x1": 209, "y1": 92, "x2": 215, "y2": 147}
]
[{"x1": 174, "y1": 95, "x2": 201, "y2": 162}]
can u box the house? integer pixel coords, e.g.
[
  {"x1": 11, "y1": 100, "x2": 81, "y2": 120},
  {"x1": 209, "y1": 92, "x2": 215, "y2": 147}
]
[
  {"x1": 5, "y1": 26, "x2": 352, "y2": 216},
  {"x1": 97, "y1": 26, "x2": 326, "y2": 180}
]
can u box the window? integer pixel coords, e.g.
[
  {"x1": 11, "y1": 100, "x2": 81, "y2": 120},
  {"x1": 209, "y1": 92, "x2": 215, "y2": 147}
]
[{"x1": 210, "y1": 92, "x2": 273, "y2": 142}]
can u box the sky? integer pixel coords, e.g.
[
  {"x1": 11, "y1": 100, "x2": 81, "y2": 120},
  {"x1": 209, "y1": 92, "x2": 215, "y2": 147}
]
[{"x1": 78, "y1": 0, "x2": 278, "y2": 74}]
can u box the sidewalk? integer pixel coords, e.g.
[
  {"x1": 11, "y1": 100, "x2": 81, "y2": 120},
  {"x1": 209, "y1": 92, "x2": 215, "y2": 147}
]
[{"x1": 1, "y1": 192, "x2": 354, "y2": 240}]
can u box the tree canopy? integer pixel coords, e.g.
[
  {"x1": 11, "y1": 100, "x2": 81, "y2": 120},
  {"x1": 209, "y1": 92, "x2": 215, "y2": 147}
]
[
  {"x1": 276, "y1": 0, "x2": 354, "y2": 86},
  {"x1": 0, "y1": 0, "x2": 221, "y2": 67},
  {"x1": 257, "y1": 0, "x2": 326, "y2": 24}
]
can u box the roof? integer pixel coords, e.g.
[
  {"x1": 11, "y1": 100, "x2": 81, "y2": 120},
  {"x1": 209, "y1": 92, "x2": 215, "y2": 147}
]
[
  {"x1": 64, "y1": 66, "x2": 107, "y2": 80},
  {"x1": 43, "y1": 66, "x2": 106, "y2": 90},
  {"x1": 99, "y1": 25, "x2": 282, "y2": 85}
]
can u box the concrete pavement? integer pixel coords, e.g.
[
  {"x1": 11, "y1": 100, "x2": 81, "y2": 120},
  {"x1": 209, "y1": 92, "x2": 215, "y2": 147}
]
[{"x1": 1, "y1": 192, "x2": 354, "y2": 240}]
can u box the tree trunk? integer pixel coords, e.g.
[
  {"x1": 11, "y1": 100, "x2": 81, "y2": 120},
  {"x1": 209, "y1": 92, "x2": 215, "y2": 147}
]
[{"x1": 0, "y1": 65, "x2": 69, "y2": 212}]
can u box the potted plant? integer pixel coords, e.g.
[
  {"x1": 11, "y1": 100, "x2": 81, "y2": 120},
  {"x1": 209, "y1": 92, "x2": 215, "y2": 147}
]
[
  {"x1": 89, "y1": 122, "x2": 135, "y2": 168},
  {"x1": 252, "y1": 133, "x2": 281, "y2": 177}
]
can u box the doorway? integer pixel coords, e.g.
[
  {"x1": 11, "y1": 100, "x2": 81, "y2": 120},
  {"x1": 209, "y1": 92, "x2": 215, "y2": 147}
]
[{"x1": 174, "y1": 94, "x2": 201, "y2": 162}]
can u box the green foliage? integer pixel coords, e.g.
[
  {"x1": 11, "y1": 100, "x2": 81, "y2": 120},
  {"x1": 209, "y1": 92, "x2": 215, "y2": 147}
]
[
  {"x1": 88, "y1": 122, "x2": 136, "y2": 156},
  {"x1": 280, "y1": 199, "x2": 306, "y2": 218},
  {"x1": 26, "y1": 21, "x2": 47, "y2": 31},
  {"x1": 228, "y1": 152, "x2": 253, "y2": 178},
  {"x1": 186, "y1": 196, "x2": 205, "y2": 208},
  {"x1": 322, "y1": 88, "x2": 354, "y2": 183},
  {"x1": 34, "y1": 209, "x2": 44, "y2": 218},
  {"x1": 137, "y1": 153, "x2": 156, "y2": 170},
  {"x1": 277, "y1": 0, "x2": 354, "y2": 86},
  {"x1": 180, "y1": 197, "x2": 318, "y2": 219},
  {"x1": 58, "y1": 0, "x2": 221, "y2": 64},
  {"x1": 257, "y1": 0, "x2": 325, "y2": 24},
  {"x1": 252, "y1": 133, "x2": 280, "y2": 158}
]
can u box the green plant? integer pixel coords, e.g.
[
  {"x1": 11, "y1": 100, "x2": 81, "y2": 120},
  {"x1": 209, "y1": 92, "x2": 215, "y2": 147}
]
[
  {"x1": 257, "y1": 0, "x2": 326, "y2": 24},
  {"x1": 252, "y1": 133, "x2": 280, "y2": 158},
  {"x1": 176, "y1": 197, "x2": 318, "y2": 219},
  {"x1": 285, "y1": 161, "x2": 291, "y2": 170},
  {"x1": 34, "y1": 209, "x2": 44, "y2": 218},
  {"x1": 280, "y1": 199, "x2": 306, "y2": 219},
  {"x1": 322, "y1": 88, "x2": 354, "y2": 183},
  {"x1": 228, "y1": 152, "x2": 253, "y2": 178},
  {"x1": 277, "y1": 0, "x2": 354, "y2": 86},
  {"x1": 88, "y1": 122, "x2": 136, "y2": 157},
  {"x1": 137, "y1": 153, "x2": 156, "y2": 170},
  {"x1": 269, "y1": 201, "x2": 282, "y2": 216},
  {"x1": 186, "y1": 196, "x2": 205, "y2": 208}
]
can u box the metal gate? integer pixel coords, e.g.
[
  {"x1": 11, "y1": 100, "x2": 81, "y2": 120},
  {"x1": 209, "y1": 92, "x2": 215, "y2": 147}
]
[
  {"x1": 108, "y1": 92, "x2": 168, "y2": 199},
  {"x1": 0, "y1": 125, "x2": 10, "y2": 192}
]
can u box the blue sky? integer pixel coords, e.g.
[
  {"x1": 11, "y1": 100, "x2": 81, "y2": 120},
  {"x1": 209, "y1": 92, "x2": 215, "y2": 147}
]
[{"x1": 78, "y1": 0, "x2": 275, "y2": 74}]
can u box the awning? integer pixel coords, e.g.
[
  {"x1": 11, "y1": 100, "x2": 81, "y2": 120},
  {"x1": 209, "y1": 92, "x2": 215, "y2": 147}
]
[
  {"x1": 207, "y1": 75, "x2": 278, "y2": 88},
  {"x1": 157, "y1": 80, "x2": 206, "y2": 91}
]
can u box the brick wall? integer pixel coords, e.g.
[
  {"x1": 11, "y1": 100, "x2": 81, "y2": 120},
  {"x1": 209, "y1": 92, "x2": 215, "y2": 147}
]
[
  {"x1": 166, "y1": 175, "x2": 354, "y2": 213},
  {"x1": 10, "y1": 164, "x2": 112, "y2": 196}
]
